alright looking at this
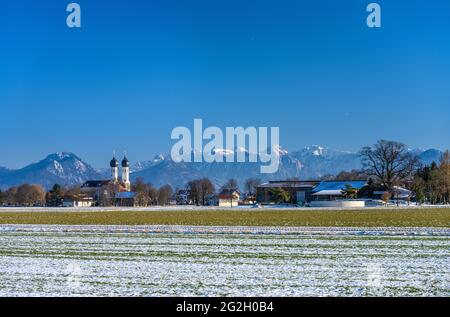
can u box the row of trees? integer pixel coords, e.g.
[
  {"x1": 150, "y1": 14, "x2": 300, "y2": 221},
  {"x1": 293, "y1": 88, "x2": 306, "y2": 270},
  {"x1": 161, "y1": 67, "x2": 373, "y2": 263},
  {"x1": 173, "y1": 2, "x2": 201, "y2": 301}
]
[
  {"x1": 412, "y1": 152, "x2": 450, "y2": 204},
  {"x1": 0, "y1": 184, "x2": 46, "y2": 206},
  {"x1": 324, "y1": 140, "x2": 449, "y2": 204},
  {"x1": 360, "y1": 140, "x2": 450, "y2": 204},
  {"x1": 132, "y1": 178, "x2": 174, "y2": 206},
  {"x1": 185, "y1": 177, "x2": 262, "y2": 206},
  {"x1": 0, "y1": 181, "x2": 176, "y2": 207}
]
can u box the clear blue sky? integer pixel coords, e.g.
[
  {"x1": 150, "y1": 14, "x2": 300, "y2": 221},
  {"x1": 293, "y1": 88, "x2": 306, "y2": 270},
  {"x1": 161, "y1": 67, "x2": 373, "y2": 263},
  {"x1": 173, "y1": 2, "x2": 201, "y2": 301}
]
[{"x1": 1, "y1": 0, "x2": 449, "y2": 168}]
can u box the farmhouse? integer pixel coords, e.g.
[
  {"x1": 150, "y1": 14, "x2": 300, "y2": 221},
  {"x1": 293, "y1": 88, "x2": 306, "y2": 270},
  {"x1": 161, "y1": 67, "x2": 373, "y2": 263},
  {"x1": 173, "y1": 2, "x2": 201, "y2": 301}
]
[
  {"x1": 217, "y1": 188, "x2": 241, "y2": 207},
  {"x1": 62, "y1": 195, "x2": 94, "y2": 207}
]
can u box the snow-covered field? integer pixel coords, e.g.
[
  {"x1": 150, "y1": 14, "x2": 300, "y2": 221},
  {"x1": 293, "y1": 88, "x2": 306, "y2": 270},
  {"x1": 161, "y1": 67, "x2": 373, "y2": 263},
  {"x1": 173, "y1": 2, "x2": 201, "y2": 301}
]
[{"x1": 0, "y1": 229, "x2": 448, "y2": 297}]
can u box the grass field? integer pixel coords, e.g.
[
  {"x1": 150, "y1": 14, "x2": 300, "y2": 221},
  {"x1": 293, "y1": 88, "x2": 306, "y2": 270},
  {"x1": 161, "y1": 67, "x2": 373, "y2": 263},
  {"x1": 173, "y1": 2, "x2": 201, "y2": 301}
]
[{"x1": 0, "y1": 208, "x2": 449, "y2": 227}]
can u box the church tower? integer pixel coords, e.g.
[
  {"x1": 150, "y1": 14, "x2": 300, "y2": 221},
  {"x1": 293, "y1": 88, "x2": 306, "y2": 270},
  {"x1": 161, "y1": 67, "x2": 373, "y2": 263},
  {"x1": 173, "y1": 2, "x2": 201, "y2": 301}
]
[
  {"x1": 121, "y1": 155, "x2": 131, "y2": 191},
  {"x1": 110, "y1": 155, "x2": 119, "y2": 183}
]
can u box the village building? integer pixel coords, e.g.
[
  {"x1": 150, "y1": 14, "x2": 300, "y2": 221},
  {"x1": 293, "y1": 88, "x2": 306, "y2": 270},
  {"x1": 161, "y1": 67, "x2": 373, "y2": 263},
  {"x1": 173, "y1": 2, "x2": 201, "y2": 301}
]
[
  {"x1": 311, "y1": 180, "x2": 367, "y2": 201},
  {"x1": 62, "y1": 195, "x2": 94, "y2": 208},
  {"x1": 309, "y1": 180, "x2": 367, "y2": 207},
  {"x1": 256, "y1": 180, "x2": 320, "y2": 205},
  {"x1": 175, "y1": 189, "x2": 191, "y2": 205},
  {"x1": 114, "y1": 191, "x2": 137, "y2": 207},
  {"x1": 217, "y1": 188, "x2": 241, "y2": 207}
]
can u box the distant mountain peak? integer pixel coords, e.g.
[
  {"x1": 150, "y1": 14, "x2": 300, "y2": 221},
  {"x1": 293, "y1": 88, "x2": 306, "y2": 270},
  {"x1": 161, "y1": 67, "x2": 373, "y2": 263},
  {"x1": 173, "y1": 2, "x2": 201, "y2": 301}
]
[
  {"x1": 153, "y1": 154, "x2": 165, "y2": 162},
  {"x1": 45, "y1": 152, "x2": 78, "y2": 160},
  {"x1": 268, "y1": 144, "x2": 288, "y2": 156},
  {"x1": 0, "y1": 152, "x2": 103, "y2": 190}
]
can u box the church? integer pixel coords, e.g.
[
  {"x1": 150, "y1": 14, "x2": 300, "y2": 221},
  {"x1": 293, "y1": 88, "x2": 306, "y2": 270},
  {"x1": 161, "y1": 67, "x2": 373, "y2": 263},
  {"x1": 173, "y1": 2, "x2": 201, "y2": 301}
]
[
  {"x1": 109, "y1": 154, "x2": 131, "y2": 192},
  {"x1": 79, "y1": 154, "x2": 136, "y2": 206}
]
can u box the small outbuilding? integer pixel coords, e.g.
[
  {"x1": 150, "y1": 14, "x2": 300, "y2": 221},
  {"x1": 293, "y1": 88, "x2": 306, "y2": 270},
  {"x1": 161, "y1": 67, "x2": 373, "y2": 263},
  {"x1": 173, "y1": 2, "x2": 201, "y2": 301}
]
[{"x1": 217, "y1": 188, "x2": 241, "y2": 207}]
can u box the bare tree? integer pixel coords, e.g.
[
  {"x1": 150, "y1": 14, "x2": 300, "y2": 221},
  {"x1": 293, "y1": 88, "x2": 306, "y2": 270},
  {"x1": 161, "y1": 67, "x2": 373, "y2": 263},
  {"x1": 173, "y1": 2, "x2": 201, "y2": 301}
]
[
  {"x1": 3, "y1": 187, "x2": 18, "y2": 205},
  {"x1": 98, "y1": 183, "x2": 118, "y2": 207},
  {"x1": 222, "y1": 179, "x2": 239, "y2": 191},
  {"x1": 187, "y1": 178, "x2": 215, "y2": 206},
  {"x1": 360, "y1": 140, "x2": 419, "y2": 190},
  {"x1": 157, "y1": 184, "x2": 173, "y2": 205},
  {"x1": 15, "y1": 184, "x2": 45, "y2": 206},
  {"x1": 333, "y1": 170, "x2": 369, "y2": 181},
  {"x1": 132, "y1": 177, "x2": 150, "y2": 206},
  {"x1": 244, "y1": 178, "x2": 261, "y2": 195}
]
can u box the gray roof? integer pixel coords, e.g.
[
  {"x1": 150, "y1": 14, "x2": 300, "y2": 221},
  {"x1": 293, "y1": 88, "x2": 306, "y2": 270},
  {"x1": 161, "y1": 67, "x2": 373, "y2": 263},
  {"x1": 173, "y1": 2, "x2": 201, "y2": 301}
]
[
  {"x1": 312, "y1": 181, "x2": 367, "y2": 194},
  {"x1": 115, "y1": 192, "x2": 136, "y2": 199},
  {"x1": 258, "y1": 181, "x2": 318, "y2": 189}
]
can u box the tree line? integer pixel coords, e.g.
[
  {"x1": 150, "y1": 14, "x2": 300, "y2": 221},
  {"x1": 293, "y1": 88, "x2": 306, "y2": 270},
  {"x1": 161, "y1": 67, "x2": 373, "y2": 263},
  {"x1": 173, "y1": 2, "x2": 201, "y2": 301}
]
[{"x1": 0, "y1": 184, "x2": 46, "y2": 206}]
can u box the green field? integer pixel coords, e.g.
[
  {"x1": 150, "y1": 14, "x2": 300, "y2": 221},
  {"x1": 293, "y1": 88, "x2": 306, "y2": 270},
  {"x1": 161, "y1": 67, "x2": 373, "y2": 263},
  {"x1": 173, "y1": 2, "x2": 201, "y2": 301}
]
[{"x1": 0, "y1": 208, "x2": 449, "y2": 227}]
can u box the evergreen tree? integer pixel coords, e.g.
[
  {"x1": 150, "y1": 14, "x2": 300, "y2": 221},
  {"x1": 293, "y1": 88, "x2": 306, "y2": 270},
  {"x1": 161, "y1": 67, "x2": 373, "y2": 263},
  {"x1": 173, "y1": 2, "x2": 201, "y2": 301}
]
[
  {"x1": 46, "y1": 184, "x2": 64, "y2": 207},
  {"x1": 269, "y1": 188, "x2": 290, "y2": 204},
  {"x1": 341, "y1": 184, "x2": 358, "y2": 199}
]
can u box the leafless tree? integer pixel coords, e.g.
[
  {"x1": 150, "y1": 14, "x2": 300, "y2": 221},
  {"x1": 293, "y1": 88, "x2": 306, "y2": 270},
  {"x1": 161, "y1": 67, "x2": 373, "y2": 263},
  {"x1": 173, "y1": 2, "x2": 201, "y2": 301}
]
[
  {"x1": 244, "y1": 178, "x2": 261, "y2": 195},
  {"x1": 360, "y1": 140, "x2": 419, "y2": 190},
  {"x1": 15, "y1": 184, "x2": 45, "y2": 206},
  {"x1": 157, "y1": 184, "x2": 173, "y2": 205},
  {"x1": 222, "y1": 179, "x2": 239, "y2": 191},
  {"x1": 99, "y1": 183, "x2": 118, "y2": 207},
  {"x1": 132, "y1": 177, "x2": 150, "y2": 206},
  {"x1": 3, "y1": 187, "x2": 18, "y2": 205},
  {"x1": 187, "y1": 178, "x2": 215, "y2": 206}
]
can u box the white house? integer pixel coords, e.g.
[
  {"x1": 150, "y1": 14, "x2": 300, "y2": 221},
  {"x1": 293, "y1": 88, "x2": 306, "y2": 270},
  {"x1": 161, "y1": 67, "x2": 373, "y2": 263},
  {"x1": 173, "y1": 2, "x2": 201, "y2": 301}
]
[
  {"x1": 217, "y1": 189, "x2": 241, "y2": 207},
  {"x1": 62, "y1": 196, "x2": 94, "y2": 208}
]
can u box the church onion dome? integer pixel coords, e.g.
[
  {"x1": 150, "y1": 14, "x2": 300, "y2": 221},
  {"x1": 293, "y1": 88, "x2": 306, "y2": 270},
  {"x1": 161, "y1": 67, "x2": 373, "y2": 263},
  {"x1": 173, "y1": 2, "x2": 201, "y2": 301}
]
[
  {"x1": 110, "y1": 157, "x2": 119, "y2": 168},
  {"x1": 122, "y1": 156, "x2": 130, "y2": 167}
]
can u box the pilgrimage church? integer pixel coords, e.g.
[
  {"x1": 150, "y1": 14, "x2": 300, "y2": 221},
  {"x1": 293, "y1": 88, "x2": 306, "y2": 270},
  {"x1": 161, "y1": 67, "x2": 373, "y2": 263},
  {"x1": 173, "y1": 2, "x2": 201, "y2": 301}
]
[
  {"x1": 81, "y1": 154, "x2": 131, "y2": 193},
  {"x1": 67, "y1": 154, "x2": 137, "y2": 207},
  {"x1": 109, "y1": 155, "x2": 131, "y2": 192}
]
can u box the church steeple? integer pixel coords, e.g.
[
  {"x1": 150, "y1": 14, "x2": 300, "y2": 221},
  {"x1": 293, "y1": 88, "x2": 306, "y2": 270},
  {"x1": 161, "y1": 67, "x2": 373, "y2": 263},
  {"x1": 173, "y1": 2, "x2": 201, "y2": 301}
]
[
  {"x1": 110, "y1": 152, "x2": 119, "y2": 183},
  {"x1": 121, "y1": 152, "x2": 131, "y2": 191}
]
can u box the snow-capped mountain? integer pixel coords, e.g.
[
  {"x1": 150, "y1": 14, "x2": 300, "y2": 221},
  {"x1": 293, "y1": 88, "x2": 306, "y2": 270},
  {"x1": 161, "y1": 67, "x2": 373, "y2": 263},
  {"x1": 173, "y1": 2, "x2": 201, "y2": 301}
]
[
  {"x1": 0, "y1": 152, "x2": 104, "y2": 190},
  {"x1": 0, "y1": 147, "x2": 444, "y2": 190},
  {"x1": 131, "y1": 145, "x2": 444, "y2": 189},
  {"x1": 131, "y1": 145, "x2": 303, "y2": 189},
  {"x1": 291, "y1": 145, "x2": 361, "y2": 179},
  {"x1": 130, "y1": 155, "x2": 165, "y2": 173},
  {"x1": 415, "y1": 149, "x2": 443, "y2": 166}
]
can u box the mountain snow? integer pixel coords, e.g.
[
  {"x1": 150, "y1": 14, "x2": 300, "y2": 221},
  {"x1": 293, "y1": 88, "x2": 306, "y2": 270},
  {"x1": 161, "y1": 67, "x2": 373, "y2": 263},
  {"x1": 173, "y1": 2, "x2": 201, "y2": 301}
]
[{"x1": 0, "y1": 147, "x2": 444, "y2": 190}]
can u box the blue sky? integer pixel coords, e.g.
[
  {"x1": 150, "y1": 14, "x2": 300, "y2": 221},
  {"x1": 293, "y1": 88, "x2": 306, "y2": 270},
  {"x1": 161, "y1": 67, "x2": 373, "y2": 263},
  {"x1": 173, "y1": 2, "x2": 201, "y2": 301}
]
[{"x1": 1, "y1": 0, "x2": 449, "y2": 168}]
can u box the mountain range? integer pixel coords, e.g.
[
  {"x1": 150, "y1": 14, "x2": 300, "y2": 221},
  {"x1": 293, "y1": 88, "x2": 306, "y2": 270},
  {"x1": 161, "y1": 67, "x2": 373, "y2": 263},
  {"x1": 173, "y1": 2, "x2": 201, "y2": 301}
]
[
  {"x1": 0, "y1": 153, "x2": 103, "y2": 190},
  {"x1": 0, "y1": 146, "x2": 444, "y2": 190}
]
